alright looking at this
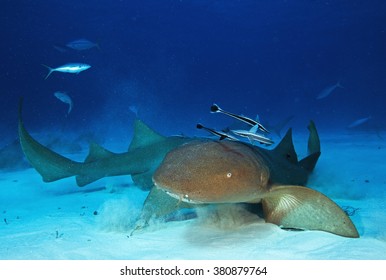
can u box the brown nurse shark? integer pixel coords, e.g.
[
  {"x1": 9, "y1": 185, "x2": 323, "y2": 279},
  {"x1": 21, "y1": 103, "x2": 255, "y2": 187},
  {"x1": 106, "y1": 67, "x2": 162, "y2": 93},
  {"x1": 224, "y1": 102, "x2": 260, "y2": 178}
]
[
  {"x1": 153, "y1": 139, "x2": 358, "y2": 238},
  {"x1": 18, "y1": 99, "x2": 358, "y2": 237}
]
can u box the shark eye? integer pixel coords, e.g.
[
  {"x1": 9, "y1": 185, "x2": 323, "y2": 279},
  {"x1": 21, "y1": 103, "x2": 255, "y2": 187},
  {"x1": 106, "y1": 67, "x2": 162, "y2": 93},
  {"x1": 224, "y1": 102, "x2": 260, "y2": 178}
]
[
  {"x1": 183, "y1": 194, "x2": 191, "y2": 202},
  {"x1": 226, "y1": 172, "x2": 232, "y2": 178}
]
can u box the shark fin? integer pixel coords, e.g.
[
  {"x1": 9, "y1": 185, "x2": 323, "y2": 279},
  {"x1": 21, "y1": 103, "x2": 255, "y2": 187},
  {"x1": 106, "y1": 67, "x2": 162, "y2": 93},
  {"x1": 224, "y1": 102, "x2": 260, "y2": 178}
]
[
  {"x1": 298, "y1": 152, "x2": 321, "y2": 172},
  {"x1": 272, "y1": 128, "x2": 298, "y2": 164},
  {"x1": 84, "y1": 142, "x2": 116, "y2": 163},
  {"x1": 307, "y1": 120, "x2": 320, "y2": 155},
  {"x1": 298, "y1": 120, "x2": 321, "y2": 172},
  {"x1": 75, "y1": 143, "x2": 117, "y2": 186},
  {"x1": 76, "y1": 174, "x2": 103, "y2": 187},
  {"x1": 132, "y1": 187, "x2": 194, "y2": 234},
  {"x1": 18, "y1": 98, "x2": 80, "y2": 182},
  {"x1": 132, "y1": 171, "x2": 156, "y2": 191},
  {"x1": 128, "y1": 119, "x2": 166, "y2": 151},
  {"x1": 261, "y1": 185, "x2": 359, "y2": 238}
]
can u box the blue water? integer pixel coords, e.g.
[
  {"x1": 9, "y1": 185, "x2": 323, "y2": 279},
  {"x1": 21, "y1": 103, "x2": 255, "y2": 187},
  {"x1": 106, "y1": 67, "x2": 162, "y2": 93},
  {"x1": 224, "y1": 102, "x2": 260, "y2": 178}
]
[
  {"x1": 1, "y1": 1, "x2": 386, "y2": 261},
  {"x1": 2, "y1": 0, "x2": 385, "y2": 142}
]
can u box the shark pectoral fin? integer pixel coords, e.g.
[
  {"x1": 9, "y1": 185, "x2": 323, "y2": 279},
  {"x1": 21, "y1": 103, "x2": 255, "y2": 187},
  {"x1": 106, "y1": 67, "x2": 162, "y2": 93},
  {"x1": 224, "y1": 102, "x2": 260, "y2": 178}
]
[
  {"x1": 261, "y1": 185, "x2": 359, "y2": 238},
  {"x1": 130, "y1": 187, "x2": 174, "y2": 235},
  {"x1": 132, "y1": 171, "x2": 156, "y2": 191},
  {"x1": 138, "y1": 187, "x2": 193, "y2": 227}
]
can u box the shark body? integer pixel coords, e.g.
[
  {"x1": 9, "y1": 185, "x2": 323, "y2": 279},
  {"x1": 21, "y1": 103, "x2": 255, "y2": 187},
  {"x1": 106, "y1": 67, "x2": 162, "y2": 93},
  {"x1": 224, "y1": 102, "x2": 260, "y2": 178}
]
[
  {"x1": 153, "y1": 138, "x2": 358, "y2": 238},
  {"x1": 19, "y1": 100, "x2": 189, "y2": 189},
  {"x1": 18, "y1": 100, "x2": 358, "y2": 237}
]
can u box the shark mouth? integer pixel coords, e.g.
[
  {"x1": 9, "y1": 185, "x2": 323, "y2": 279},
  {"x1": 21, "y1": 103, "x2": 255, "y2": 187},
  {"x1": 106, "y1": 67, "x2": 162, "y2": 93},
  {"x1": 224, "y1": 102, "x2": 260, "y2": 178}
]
[
  {"x1": 154, "y1": 183, "x2": 204, "y2": 204},
  {"x1": 164, "y1": 190, "x2": 204, "y2": 204}
]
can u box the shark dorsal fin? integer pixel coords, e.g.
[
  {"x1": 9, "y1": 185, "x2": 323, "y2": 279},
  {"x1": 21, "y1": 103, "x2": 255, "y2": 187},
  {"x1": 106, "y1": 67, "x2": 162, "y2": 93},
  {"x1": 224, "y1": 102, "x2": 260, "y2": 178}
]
[
  {"x1": 272, "y1": 128, "x2": 298, "y2": 164},
  {"x1": 84, "y1": 142, "x2": 115, "y2": 163},
  {"x1": 128, "y1": 119, "x2": 166, "y2": 151}
]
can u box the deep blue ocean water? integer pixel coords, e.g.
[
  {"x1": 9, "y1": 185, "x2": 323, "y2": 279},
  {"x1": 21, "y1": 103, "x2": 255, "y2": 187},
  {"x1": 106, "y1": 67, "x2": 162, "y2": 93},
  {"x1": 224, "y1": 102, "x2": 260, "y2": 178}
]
[{"x1": 2, "y1": 0, "x2": 385, "y2": 143}]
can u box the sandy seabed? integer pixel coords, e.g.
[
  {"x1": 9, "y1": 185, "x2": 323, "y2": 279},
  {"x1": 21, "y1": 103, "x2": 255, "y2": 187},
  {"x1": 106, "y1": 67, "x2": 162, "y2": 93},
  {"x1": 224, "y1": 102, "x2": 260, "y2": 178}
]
[{"x1": 0, "y1": 131, "x2": 385, "y2": 260}]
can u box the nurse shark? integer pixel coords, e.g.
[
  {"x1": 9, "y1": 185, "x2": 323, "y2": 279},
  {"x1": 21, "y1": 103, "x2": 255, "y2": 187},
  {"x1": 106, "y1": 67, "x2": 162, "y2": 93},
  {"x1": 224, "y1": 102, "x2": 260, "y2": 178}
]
[{"x1": 18, "y1": 99, "x2": 359, "y2": 238}]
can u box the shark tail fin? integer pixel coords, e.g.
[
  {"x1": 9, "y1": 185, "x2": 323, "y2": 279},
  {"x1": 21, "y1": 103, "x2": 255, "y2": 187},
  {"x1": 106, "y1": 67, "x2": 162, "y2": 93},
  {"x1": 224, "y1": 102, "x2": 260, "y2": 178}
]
[
  {"x1": 41, "y1": 64, "x2": 54, "y2": 79},
  {"x1": 262, "y1": 185, "x2": 359, "y2": 238},
  {"x1": 299, "y1": 120, "x2": 321, "y2": 172},
  {"x1": 18, "y1": 98, "x2": 80, "y2": 182},
  {"x1": 272, "y1": 128, "x2": 298, "y2": 164}
]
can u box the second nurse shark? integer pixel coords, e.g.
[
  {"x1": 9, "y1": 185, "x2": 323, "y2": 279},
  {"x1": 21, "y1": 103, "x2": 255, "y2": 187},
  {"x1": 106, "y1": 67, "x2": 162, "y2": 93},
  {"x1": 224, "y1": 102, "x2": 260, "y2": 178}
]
[{"x1": 18, "y1": 100, "x2": 359, "y2": 238}]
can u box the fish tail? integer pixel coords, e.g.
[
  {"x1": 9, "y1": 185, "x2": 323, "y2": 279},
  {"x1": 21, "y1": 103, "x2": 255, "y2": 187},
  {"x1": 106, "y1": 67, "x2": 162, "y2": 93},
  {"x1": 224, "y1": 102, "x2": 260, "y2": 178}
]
[
  {"x1": 299, "y1": 120, "x2": 321, "y2": 172},
  {"x1": 210, "y1": 103, "x2": 221, "y2": 113},
  {"x1": 68, "y1": 103, "x2": 73, "y2": 115},
  {"x1": 41, "y1": 64, "x2": 54, "y2": 79},
  {"x1": 18, "y1": 98, "x2": 81, "y2": 182}
]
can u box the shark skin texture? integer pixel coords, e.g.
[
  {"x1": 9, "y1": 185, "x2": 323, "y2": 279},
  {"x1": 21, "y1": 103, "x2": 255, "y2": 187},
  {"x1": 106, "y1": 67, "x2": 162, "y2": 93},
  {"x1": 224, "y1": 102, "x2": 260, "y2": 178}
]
[{"x1": 18, "y1": 99, "x2": 358, "y2": 238}]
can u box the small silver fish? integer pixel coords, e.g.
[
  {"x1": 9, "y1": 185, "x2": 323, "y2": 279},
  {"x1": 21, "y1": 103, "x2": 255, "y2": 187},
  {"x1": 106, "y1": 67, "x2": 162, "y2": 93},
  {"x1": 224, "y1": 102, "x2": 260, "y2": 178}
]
[
  {"x1": 210, "y1": 103, "x2": 270, "y2": 133},
  {"x1": 316, "y1": 82, "x2": 343, "y2": 100},
  {"x1": 348, "y1": 116, "x2": 371, "y2": 128},
  {"x1": 66, "y1": 39, "x2": 99, "y2": 51},
  {"x1": 231, "y1": 129, "x2": 274, "y2": 146},
  {"x1": 54, "y1": 91, "x2": 73, "y2": 115},
  {"x1": 42, "y1": 63, "x2": 91, "y2": 79}
]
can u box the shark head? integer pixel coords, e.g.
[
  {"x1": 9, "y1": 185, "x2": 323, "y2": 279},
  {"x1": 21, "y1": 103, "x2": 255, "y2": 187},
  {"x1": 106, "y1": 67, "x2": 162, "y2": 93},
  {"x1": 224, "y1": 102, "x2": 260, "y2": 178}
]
[{"x1": 153, "y1": 140, "x2": 270, "y2": 204}]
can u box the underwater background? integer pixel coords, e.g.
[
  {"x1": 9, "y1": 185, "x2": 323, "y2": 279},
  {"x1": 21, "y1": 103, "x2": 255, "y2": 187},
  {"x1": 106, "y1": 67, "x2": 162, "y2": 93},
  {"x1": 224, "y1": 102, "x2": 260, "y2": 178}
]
[
  {"x1": 1, "y1": 0, "x2": 386, "y2": 260},
  {"x1": 2, "y1": 0, "x2": 386, "y2": 141}
]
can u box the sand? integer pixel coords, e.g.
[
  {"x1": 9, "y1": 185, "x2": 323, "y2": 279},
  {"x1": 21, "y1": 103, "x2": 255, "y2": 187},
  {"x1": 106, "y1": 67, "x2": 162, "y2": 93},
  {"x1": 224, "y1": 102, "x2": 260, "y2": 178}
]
[{"x1": 0, "y1": 130, "x2": 385, "y2": 260}]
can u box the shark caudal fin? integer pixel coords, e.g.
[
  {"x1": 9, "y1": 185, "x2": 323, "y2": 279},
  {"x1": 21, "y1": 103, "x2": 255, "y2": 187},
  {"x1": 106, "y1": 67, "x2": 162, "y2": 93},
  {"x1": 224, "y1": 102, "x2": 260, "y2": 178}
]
[
  {"x1": 306, "y1": 120, "x2": 320, "y2": 155},
  {"x1": 272, "y1": 121, "x2": 321, "y2": 172},
  {"x1": 262, "y1": 185, "x2": 359, "y2": 238},
  {"x1": 299, "y1": 120, "x2": 321, "y2": 172},
  {"x1": 271, "y1": 128, "x2": 299, "y2": 164},
  {"x1": 18, "y1": 98, "x2": 81, "y2": 182}
]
